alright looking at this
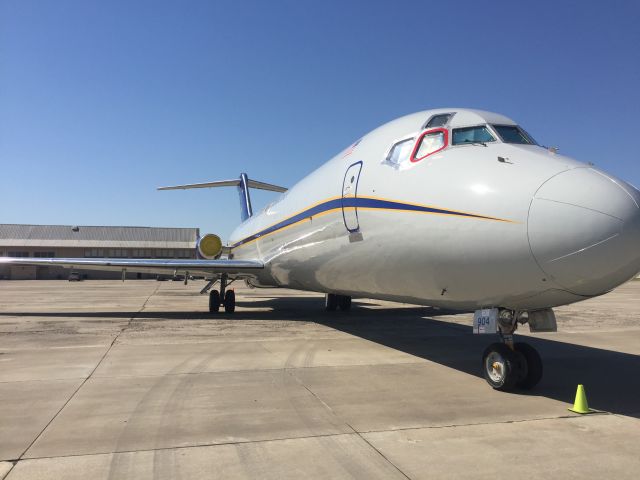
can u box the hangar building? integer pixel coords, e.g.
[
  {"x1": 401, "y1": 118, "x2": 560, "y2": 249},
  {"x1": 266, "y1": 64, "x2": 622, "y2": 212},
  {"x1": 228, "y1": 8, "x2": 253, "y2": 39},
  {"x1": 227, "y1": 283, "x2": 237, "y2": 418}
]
[{"x1": 0, "y1": 224, "x2": 199, "y2": 280}]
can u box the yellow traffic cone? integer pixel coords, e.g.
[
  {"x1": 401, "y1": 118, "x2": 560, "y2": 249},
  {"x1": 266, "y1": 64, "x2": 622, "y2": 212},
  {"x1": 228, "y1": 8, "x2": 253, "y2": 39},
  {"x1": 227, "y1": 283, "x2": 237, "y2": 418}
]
[{"x1": 568, "y1": 384, "x2": 593, "y2": 414}]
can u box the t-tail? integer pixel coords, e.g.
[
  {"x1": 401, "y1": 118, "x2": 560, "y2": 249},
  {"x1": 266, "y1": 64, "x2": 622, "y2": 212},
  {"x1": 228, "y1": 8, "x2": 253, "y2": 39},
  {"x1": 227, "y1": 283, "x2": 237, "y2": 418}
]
[{"x1": 158, "y1": 173, "x2": 287, "y2": 222}]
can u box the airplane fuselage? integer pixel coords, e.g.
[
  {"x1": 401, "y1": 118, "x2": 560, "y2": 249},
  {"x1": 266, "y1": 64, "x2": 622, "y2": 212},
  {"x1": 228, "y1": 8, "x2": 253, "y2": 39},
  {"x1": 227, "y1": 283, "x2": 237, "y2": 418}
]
[{"x1": 229, "y1": 109, "x2": 640, "y2": 310}]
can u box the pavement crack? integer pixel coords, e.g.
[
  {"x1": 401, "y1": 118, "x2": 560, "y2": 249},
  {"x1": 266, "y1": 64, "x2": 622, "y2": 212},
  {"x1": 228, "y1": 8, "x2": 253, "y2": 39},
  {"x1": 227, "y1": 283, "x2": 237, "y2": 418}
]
[{"x1": 15, "y1": 285, "x2": 160, "y2": 460}]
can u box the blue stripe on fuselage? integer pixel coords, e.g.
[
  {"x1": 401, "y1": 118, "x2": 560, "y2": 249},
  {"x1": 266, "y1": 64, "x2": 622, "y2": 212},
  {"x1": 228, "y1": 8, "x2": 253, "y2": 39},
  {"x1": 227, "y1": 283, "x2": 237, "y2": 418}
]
[
  {"x1": 230, "y1": 196, "x2": 508, "y2": 249},
  {"x1": 231, "y1": 198, "x2": 343, "y2": 248},
  {"x1": 343, "y1": 197, "x2": 494, "y2": 219}
]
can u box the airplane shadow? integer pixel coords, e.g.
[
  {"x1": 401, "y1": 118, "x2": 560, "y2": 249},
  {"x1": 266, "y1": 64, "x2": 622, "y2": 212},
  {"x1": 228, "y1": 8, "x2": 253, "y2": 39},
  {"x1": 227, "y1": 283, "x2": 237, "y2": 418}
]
[
  {"x1": 321, "y1": 312, "x2": 640, "y2": 417},
  {"x1": 3, "y1": 295, "x2": 640, "y2": 417}
]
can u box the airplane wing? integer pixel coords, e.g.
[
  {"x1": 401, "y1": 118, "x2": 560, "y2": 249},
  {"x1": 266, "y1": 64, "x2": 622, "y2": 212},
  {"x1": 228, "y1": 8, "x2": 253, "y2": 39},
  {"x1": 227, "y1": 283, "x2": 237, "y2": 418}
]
[{"x1": 0, "y1": 257, "x2": 263, "y2": 278}]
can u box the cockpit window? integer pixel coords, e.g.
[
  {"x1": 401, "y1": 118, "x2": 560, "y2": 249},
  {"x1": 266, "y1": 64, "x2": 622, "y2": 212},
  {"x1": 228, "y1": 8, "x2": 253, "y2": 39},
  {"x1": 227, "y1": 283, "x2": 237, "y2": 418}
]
[
  {"x1": 452, "y1": 126, "x2": 496, "y2": 145},
  {"x1": 411, "y1": 128, "x2": 448, "y2": 162},
  {"x1": 386, "y1": 138, "x2": 414, "y2": 165},
  {"x1": 492, "y1": 125, "x2": 536, "y2": 144},
  {"x1": 425, "y1": 113, "x2": 453, "y2": 129}
]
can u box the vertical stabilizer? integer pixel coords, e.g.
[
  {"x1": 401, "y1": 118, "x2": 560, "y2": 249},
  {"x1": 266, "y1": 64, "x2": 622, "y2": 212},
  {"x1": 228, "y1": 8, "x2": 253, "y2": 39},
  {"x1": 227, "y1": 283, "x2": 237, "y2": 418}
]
[{"x1": 237, "y1": 173, "x2": 253, "y2": 221}]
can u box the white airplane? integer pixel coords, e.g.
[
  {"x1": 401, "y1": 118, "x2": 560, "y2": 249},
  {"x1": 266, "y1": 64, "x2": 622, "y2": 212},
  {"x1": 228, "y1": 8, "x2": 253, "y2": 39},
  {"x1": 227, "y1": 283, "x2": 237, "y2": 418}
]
[{"x1": 3, "y1": 108, "x2": 639, "y2": 391}]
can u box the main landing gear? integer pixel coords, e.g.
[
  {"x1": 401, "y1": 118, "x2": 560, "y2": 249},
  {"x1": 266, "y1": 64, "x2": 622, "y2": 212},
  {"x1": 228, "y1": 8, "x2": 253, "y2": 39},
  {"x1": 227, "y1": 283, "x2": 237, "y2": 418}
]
[
  {"x1": 325, "y1": 293, "x2": 352, "y2": 311},
  {"x1": 481, "y1": 311, "x2": 543, "y2": 391},
  {"x1": 206, "y1": 274, "x2": 236, "y2": 314}
]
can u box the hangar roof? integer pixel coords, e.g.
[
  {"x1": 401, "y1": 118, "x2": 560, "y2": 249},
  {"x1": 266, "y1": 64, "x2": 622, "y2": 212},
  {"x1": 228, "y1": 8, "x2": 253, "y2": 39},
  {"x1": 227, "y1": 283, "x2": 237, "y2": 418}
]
[{"x1": 0, "y1": 224, "x2": 199, "y2": 249}]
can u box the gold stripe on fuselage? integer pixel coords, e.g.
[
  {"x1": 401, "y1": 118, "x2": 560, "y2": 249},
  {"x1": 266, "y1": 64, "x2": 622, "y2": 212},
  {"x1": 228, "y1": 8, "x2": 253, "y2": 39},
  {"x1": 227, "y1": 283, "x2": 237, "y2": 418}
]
[{"x1": 230, "y1": 196, "x2": 515, "y2": 251}]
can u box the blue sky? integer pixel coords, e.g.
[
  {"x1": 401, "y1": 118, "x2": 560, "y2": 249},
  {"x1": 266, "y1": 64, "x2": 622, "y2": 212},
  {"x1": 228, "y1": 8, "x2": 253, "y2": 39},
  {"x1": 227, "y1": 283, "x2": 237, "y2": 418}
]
[{"x1": 1, "y1": 0, "x2": 639, "y2": 240}]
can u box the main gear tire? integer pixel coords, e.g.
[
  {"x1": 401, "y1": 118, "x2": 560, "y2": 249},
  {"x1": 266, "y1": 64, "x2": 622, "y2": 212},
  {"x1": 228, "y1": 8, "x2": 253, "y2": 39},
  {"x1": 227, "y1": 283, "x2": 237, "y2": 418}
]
[
  {"x1": 209, "y1": 290, "x2": 220, "y2": 313},
  {"x1": 223, "y1": 290, "x2": 236, "y2": 314},
  {"x1": 338, "y1": 295, "x2": 352, "y2": 311},
  {"x1": 325, "y1": 293, "x2": 338, "y2": 311}
]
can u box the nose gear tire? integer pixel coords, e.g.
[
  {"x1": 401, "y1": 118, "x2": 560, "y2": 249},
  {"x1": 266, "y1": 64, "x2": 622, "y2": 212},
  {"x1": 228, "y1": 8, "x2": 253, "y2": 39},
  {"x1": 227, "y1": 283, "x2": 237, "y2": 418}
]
[
  {"x1": 482, "y1": 343, "x2": 523, "y2": 391},
  {"x1": 514, "y1": 342, "x2": 543, "y2": 389}
]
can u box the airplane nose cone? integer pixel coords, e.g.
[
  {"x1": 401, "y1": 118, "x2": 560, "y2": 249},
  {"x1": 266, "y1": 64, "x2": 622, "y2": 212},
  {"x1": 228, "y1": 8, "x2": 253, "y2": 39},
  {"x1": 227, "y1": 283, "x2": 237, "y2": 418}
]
[{"x1": 528, "y1": 168, "x2": 640, "y2": 296}]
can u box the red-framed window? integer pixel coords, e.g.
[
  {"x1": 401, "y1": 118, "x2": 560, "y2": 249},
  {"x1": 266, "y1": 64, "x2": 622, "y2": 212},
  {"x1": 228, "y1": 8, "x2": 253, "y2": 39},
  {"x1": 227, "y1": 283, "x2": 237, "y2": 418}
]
[{"x1": 410, "y1": 128, "x2": 448, "y2": 162}]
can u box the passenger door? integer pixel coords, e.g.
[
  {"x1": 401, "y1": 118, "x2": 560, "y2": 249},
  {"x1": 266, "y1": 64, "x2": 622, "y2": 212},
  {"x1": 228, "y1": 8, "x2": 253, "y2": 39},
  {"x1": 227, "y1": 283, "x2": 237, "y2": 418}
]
[{"x1": 341, "y1": 161, "x2": 363, "y2": 232}]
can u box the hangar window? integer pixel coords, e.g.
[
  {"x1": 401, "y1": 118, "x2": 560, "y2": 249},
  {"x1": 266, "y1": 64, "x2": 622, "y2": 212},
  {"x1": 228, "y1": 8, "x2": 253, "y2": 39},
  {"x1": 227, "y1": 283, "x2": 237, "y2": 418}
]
[
  {"x1": 492, "y1": 125, "x2": 536, "y2": 144},
  {"x1": 386, "y1": 138, "x2": 415, "y2": 165},
  {"x1": 452, "y1": 126, "x2": 496, "y2": 145},
  {"x1": 8, "y1": 251, "x2": 29, "y2": 257},
  {"x1": 424, "y1": 113, "x2": 453, "y2": 129},
  {"x1": 411, "y1": 128, "x2": 448, "y2": 162},
  {"x1": 34, "y1": 252, "x2": 55, "y2": 257}
]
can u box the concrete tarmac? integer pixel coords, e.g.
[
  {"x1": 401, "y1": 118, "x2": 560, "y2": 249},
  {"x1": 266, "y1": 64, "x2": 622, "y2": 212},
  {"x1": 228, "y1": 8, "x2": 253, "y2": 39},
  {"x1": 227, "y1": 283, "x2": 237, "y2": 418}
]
[{"x1": 0, "y1": 280, "x2": 639, "y2": 479}]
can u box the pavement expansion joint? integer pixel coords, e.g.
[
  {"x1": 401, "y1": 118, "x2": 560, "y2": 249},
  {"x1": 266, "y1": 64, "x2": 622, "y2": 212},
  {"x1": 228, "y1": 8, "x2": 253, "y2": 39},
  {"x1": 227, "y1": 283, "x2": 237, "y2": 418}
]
[
  {"x1": 347, "y1": 423, "x2": 412, "y2": 480},
  {"x1": 87, "y1": 360, "x2": 428, "y2": 381},
  {"x1": 19, "y1": 431, "x2": 357, "y2": 462},
  {"x1": 298, "y1": 380, "x2": 340, "y2": 416},
  {"x1": 357, "y1": 412, "x2": 615, "y2": 436},
  {"x1": 1, "y1": 460, "x2": 18, "y2": 480},
  {"x1": 0, "y1": 376, "x2": 90, "y2": 385}
]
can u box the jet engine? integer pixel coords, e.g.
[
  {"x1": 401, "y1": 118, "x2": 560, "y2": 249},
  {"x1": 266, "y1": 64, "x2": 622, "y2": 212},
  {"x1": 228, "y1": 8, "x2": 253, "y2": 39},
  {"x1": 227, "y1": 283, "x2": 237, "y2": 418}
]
[{"x1": 197, "y1": 233, "x2": 223, "y2": 259}]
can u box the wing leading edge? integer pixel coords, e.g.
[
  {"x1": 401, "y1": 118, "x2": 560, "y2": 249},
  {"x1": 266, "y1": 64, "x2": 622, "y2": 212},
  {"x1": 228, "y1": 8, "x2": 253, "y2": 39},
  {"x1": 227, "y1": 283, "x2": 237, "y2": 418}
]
[{"x1": 0, "y1": 257, "x2": 263, "y2": 277}]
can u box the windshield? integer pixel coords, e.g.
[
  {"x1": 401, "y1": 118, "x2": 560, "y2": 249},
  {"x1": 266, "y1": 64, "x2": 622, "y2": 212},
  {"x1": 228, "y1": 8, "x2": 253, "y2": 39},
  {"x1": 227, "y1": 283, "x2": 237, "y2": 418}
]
[
  {"x1": 452, "y1": 126, "x2": 496, "y2": 145},
  {"x1": 492, "y1": 125, "x2": 536, "y2": 145}
]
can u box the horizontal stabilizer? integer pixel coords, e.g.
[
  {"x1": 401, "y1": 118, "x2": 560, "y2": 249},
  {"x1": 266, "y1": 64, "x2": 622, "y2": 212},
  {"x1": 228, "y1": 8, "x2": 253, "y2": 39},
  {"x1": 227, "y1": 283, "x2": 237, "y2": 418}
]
[
  {"x1": 246, "y1": 179, "x2": 288, "y2": 193},
  {"x1": 158, "y1": 179, "x2": 241, "y2": 191},
  {"x1": 158, "y1": 179, "x2": 287, "y2": 193},
  {"x1": 158, "y1": 173, "x2": 286, "y2": 222}
]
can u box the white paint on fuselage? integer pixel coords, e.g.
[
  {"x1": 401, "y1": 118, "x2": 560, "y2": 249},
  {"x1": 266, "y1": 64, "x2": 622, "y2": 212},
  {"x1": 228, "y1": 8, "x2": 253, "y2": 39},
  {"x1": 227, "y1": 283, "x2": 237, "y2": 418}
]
[{"x1": 229, "y1": 109, "x2": 640, "y2": 311}]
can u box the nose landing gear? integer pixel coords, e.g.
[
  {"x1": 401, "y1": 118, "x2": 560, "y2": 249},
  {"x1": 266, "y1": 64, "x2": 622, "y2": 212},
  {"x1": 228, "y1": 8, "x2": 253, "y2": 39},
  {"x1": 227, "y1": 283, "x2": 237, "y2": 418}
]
[
  {"x1": 480, "y1": 310, "x2": 543, "y2": 391},
  {"x1": 512, "y1": 341, "x2": 543, "y2": 389}
]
